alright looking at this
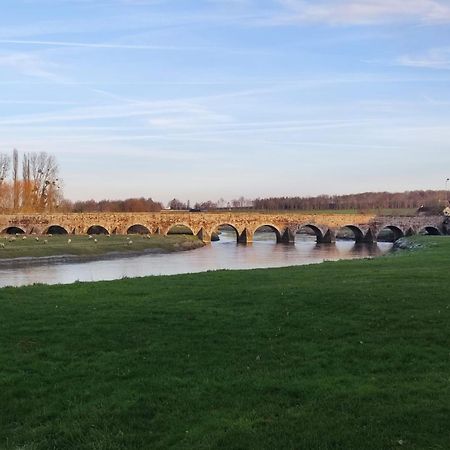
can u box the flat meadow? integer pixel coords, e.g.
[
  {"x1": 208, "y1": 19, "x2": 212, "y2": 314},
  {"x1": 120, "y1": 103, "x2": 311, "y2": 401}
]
[
  {"x1": 0, "y1": 234, "x2": 202, "y2": 261},
  {"x1": 0, "y1": 237, "x2": 449, "y2": 449}
]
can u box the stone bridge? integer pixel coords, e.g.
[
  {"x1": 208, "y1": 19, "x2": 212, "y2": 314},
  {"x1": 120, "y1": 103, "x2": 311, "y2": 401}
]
[{"x1": 0, "y1": 212, "x2": 446, "y2": 243}]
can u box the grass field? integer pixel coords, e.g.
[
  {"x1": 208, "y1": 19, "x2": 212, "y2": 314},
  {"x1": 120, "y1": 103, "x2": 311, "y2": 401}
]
[
  {"x1": 0, "y1": 234, "x2": 203, "y2": 260},
  {"x1": 1, "y1": 237, "x2": 449, "y2": 449}
]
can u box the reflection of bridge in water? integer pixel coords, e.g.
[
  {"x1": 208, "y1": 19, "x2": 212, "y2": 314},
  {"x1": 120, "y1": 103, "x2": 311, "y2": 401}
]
[{"x1": 0, "y1": 212, "x2": 446, "y2": 244}]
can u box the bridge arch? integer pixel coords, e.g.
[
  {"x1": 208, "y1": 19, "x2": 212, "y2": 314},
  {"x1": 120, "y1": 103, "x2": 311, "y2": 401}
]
[
  {"x1": 377, "y1": 225, "x2": 404, "y2": 242},
  {"x1": 165, "y1": 223, "x2": 194, "y2": 236},
  {"x1": 253, "y1": 224, "x2": 282, "y2": 242},
  {"x1": 419, "y1": 226, "x2": 442, "y2": 236},
  {"x1": 211, "y1": 224, "x2": 240, "y2": 243},
  {"x1": 1, "y1": 226, "x2": 26, "y2": 235},
  {"x1": 86, "y1": 225, "x2": 110, "y2": 235},
  {"x1": 127, "y1": 224, "x2": 151, "y2": 235},
  {"x1": 297, "y1": 224, "x2": 324, "y2": 243},
  {"x1": 45, "y1": 225, "x2": 69, "y2": 235},
  {"x1": 336, "y1": 225, "x2": 365, "y2": 243}
]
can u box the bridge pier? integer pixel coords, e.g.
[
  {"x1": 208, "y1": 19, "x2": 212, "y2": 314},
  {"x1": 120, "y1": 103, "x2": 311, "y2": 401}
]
[
  {"x1": 279, "y1": 228, "x2": 296, "y2": 244},
  {"x1": 238, "y1": 228, "x2": 253, "y2": 244},
  {"x1": 317, "y1": 229, "x2": 335, "y2": 244},
  {"x1": 196, "y1": 228, "x2": 211, "y2": 244},
  {"x1": 361, "y1": 228, "x2": 376, "y2": 244}
]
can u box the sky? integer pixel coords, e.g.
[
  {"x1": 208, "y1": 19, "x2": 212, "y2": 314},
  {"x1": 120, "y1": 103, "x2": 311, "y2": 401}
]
[{"x1": 0, "y1": 0, "x2": 450, "y2": 204}]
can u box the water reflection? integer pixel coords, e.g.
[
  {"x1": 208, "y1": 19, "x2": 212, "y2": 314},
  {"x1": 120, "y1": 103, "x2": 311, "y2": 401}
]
[{"x1": 0, "y1": 230, "x2": 392, "y2": 288}]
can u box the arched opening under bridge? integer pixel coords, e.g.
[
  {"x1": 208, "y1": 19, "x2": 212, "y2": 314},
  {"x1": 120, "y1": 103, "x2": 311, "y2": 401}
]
[
  {"x1": 87, "y1": 225, "x2": 109, "y2": 235},
  {"x1": 296, "y1": 225, "x2": 324, "y2": 243},
  {"x1": 253, "y1": 225, "x2": 281, "y2": 243},
  {"x1": 167, "y1": 224, "x2": 194, "y2": 236},
  {"x1": 127, "y1": 224, "x2": 151, "y2": 235},
  {"x1": 45, "y1": 225, "x2": 68, "y2": 235},
  {"x1": 2, "y1": 226, "x2": 25, "y2": 235},
  {"x1": 419, "y1": 226, "x2": 442, "y2": 236},
  {"x1": 212, "y1": 224, "x2": 239, "y2": 243},
  {"x1": 377, "y1": 226, "x2": 404, "y2": 242},
  {"x1": 336, "y1": 225, "x2": 365, "y2": 243}
]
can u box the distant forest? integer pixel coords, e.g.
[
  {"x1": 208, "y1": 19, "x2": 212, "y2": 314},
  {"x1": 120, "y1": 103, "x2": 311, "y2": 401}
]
[
  {"x1": 72, "y1": 190, "x2": 447, "y2": 213},
  {"x1": 252, "y1": 191, "x2": 449, "y2": 212},
  {"x1": 71, "y1": 198, "x2": 163, "y2": 213},
  {"x1": 5, "y1": 190, "x2": 450, "y2": 214}
]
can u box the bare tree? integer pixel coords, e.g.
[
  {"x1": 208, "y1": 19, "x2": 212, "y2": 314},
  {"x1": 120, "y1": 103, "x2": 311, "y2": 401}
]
[
  {"x1": 231, "y1": 196, "x2": 248, "y2": 208},
  {"x1": 0, "y1": 153, "x2": 11, "y2": 212},
  {"x1": 168, "y1": 198, "x2": 187, "y2": 210},
  {"x1": 194, "y1": 200, "x2": 217, "y2": 210},
  {"x1": 0, "y1": 152, "x2": 10, "y2": 184},
  {"x1": 29, "y1": 152, "x2": 60, "y2": 211},
  {"x1": 12, "y1": 149, "x2": 19, "y2": 211},
  {"x1": 21, "y1": 152, "x2": 33, "y2": 211},
  {"x1": 0, "y1": 149, "x2": 64, "y2": 213}
]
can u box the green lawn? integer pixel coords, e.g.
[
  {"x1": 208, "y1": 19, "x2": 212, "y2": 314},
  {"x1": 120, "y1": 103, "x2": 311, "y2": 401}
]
[
  {"x1": 0, "y1": 237, "x2": 449, "y2": 449},
  {"x1": 0, "y1": 234, "x2": 203, "y2": 260}
]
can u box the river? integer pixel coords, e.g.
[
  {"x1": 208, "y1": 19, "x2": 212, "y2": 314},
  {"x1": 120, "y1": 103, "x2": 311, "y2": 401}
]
[{"x1": 0, "y1": 230, "x2": 393, "y2": 288}]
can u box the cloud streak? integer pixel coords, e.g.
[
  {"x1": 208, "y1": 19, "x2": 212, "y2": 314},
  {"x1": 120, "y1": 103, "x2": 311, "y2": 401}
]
[
  {"x1": 397, "y1": 48, "x2": 450, "y2": 70},
  {"x1": 0, "y1": 52, "x2": 64, "y2": 81},
  {"x1": 0, "y1": 39, "x2": 191, "y2": 51},
  {"x1": 0, "y1": 39, "x2": 274, "y2": 56},
  {"x1": 275, "y1": 0, "x2": 450, "y2": 25}
]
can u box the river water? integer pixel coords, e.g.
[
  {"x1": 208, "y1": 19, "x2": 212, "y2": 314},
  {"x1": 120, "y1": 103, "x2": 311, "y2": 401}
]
[{"x1": 0, "y1": 231, "x2": 393, "y2": 288}]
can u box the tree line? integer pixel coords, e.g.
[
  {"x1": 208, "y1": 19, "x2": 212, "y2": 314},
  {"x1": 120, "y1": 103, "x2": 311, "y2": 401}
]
[
  {"x1": 166, "y1": 192, "x2": 449, "y2": 212},
  {"x1": 252, "y1": 191, "x2": 449, "y2": 212},
  {"x1": 0, "y1": 149, "x2": 63, "y2": 213},
  {"x1": 70, "y1": 198, "x2": 162, "y2": 213},
  {"x1": 167, "y1": 196, "x2": 253, "y2": 211}
]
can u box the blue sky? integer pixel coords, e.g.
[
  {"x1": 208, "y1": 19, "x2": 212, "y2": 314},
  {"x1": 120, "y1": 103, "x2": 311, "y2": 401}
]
[{"x1": 1, "y1": 0, "x2": 450, "y2": 203}]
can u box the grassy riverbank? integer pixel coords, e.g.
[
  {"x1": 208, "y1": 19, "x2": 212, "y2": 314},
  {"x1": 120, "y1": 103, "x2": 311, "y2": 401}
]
[
  {"x1": 1, "y1": 237, "x2": 449, "y2": 449},
  {"x1": 0, "y1": 234, "x2": 203, "y2": 261}
]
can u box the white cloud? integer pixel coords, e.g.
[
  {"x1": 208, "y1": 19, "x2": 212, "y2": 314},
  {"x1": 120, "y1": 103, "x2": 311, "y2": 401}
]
[
  {"x1": 0, "y1": 91, "x2": 232, "y2": 126},
  {"x1": 0, "y1": 39, "x2": 185, "y2": 51},
  {"x1": 275, "y1": 0, "x2": 450, "y2": 25},
  {"x1": 397, "y1": 48, "x2": 450, "y2": 70},
  {"x1": 0, "y1": 52, "x2": 63, "y2": 81}
]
